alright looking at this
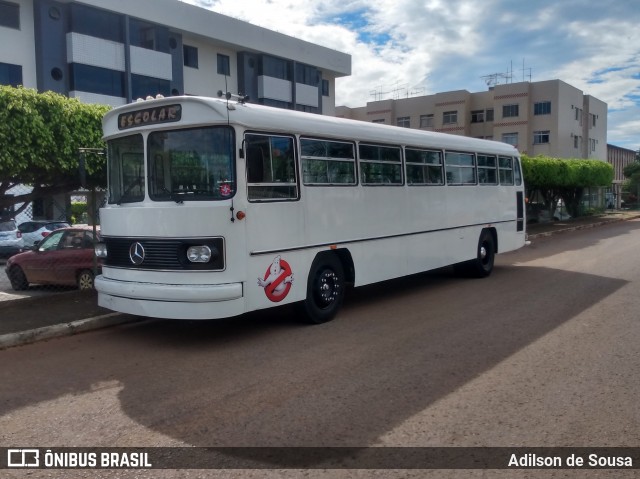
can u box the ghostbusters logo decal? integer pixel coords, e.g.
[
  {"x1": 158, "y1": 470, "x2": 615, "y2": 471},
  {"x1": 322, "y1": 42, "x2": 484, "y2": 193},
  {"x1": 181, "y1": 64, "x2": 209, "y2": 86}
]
[{"x1": 258, "y1": 255, "x2": 294, "y2": 302}]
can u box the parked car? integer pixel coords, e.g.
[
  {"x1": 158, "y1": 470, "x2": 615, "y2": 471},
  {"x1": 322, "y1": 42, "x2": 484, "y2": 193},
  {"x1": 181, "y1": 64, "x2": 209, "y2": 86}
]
[
  {"x1": 5, "y1": 226, "x2": 100, "y2": 291},
  {"x1": 0, "y1": 219, "x2": 24, "y2": 258},
  {"x1": 18, "y1": 220, "x2": 70, "y2": 248}
]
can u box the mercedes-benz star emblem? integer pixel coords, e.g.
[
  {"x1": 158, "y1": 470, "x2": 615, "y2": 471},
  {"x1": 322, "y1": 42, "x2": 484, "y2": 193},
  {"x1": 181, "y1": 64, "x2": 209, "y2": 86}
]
[{"x1": 129, "y1": 242, "x2": 145, "y2": 265}]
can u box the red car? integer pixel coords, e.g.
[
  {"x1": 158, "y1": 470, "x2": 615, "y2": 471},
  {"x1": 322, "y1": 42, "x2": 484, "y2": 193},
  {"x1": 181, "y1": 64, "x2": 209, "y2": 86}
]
[{"x1": 5, "y1": 226, "x2": 100, "y2": 291}]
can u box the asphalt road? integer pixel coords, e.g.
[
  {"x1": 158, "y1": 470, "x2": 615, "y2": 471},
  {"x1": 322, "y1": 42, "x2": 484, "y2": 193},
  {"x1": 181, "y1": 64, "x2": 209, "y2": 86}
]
[{"x1": 2, "y1": 219, "x2": 640, "y2": 478}]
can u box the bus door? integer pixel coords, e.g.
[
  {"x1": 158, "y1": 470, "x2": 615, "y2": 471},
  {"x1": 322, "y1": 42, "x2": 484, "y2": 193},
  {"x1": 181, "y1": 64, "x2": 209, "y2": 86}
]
[{"x1": 243, "y1": 133, "x2": 305, "y2": 307}]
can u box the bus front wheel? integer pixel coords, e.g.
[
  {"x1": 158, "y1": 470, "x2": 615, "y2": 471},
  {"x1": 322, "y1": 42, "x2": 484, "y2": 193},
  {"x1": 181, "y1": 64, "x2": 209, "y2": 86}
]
[{"x1": 301, "y1": 254, "x2": 345, "y2": 324}]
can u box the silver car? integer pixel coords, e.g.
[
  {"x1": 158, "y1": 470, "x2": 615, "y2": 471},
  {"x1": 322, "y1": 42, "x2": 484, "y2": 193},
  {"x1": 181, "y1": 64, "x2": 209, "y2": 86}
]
[
  {"x1": 0, "y1": 219, "x2": 25, "y2": 258},
  {"x1": 18, "y1": 220, "x2": 70, "y2": 248}
]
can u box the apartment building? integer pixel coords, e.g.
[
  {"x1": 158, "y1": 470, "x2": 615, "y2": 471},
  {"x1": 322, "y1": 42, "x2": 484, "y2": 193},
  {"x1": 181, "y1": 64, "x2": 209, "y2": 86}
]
[
  {"x1": 0, "y1": 0, "x2": 351, "y2": 114},
  {"x1": 336, "y1": 79, "x2": 607, "y2": 161},
  {"x1": 607, "y1": 144, "x2": 637, "y2": 208}
]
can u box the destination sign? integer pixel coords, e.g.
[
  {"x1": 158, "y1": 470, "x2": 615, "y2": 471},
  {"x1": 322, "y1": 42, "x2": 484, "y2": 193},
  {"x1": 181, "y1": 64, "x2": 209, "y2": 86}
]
[{"x1": 118, "y1": 104, "x2": 182, "y2": 130}]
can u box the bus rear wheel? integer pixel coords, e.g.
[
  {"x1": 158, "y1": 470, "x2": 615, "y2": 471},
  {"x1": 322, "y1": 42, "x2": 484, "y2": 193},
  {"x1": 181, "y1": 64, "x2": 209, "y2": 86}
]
[
  {"x1": 454, "y1": 230, "x2": 496, "y2": 278},
  {"x1": 470, "y1": 230, "x2": 495, "y2": 277},
  {"x1": 301, "y1": 254, "x2": 345, "y2": 324}
]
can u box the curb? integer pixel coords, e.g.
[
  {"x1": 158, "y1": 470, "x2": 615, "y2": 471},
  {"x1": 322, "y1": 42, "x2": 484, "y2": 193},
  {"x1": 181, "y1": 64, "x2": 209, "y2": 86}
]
[{"x1": 0, "y1": 313, "x2": 132, "y2": 350}]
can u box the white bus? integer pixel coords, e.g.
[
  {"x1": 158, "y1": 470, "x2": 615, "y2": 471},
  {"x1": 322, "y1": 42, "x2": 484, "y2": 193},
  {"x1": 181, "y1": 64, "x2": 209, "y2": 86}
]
[{"x1": 94, "y1": 95, "x2": 526, "y2": 323}]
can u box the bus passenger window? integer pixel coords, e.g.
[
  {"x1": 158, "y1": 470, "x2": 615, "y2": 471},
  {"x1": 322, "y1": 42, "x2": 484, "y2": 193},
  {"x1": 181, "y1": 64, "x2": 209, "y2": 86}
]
[
  {"x1": 405, "y1": 148, "x2": 443, "y2": 186},
  {"x1": 445, "y1": 151, "x2": 476, "y2": 185},
  {"x1": 245, "y1": 133, "x2": 298, "y2": 201},
  {"x1": 499, "y1": 156, "x2": 514, "y2": 185},
  {"x1": 359, "y1": 144, "x2": 402, "y2": 185},
  {"x1": 301, "y1": 138, "x2": 356, "y2": 185}
]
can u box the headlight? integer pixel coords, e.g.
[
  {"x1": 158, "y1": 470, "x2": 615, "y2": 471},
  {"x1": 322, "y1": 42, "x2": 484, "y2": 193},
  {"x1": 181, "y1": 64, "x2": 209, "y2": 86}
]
[
  {"x1": 95, "y1": 243, "x2": 108, "y2": 258},
  {"x1": 187, "y1": 245, "x2": 212, "y2": 263}
]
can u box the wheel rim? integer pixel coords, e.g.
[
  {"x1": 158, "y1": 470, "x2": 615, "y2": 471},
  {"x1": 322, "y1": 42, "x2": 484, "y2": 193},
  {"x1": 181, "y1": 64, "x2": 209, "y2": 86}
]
[
  {"x1": 314, "y1": 268, "x2": 341, "y2": 308},
  {"x1": 78, "y1": 273, "x2": 93, "y2": 290},
  {"x1": 480, "y1": 240, "x2": 493, "y2": 269}
]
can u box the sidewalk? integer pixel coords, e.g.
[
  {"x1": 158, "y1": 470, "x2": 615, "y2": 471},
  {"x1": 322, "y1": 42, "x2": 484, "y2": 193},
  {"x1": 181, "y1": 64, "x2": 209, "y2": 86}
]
[
  {"x1": 525, "y1": 210, "x2": 640, "y2": 239},
  {"x1": 1, "y1": 210, "x2": 639, "y2": 350},
  {"x1": 0, "y1": 290, "x2": 134, "y2": 349}
]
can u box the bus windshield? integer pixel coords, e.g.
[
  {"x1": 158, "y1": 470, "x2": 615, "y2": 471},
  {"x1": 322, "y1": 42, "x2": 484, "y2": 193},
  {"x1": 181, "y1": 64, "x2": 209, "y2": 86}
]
[
  {"x1": 148, "y1": 126, "x2": 236, "y2": 201},
  {"x1": 107, "y1": 134, "x2": 145, "y2": 204}
]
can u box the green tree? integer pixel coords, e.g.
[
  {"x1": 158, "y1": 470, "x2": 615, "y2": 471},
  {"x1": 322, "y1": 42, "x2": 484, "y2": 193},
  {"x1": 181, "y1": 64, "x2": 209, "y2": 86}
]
[
  {"x1": 0, "y1": 86, "x2": 110, "y2": 216},
  {"x1": 522, "y1": 155, "x2": 614, "y2": 218}
]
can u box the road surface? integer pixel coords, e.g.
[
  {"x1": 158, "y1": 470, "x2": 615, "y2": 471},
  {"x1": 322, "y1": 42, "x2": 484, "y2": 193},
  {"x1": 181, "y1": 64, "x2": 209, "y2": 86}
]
[{"x1": 2, "y1": 220, "x2": 640, "y2": 478}]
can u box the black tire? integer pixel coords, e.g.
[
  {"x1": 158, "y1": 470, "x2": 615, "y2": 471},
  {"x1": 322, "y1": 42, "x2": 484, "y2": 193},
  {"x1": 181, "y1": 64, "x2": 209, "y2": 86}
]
[
  {"x1": 469, "y1": 230, "x2": 496, "y2": 278},
  {"x1": 8, "y1": 266, "x2": 29, "y2": 291},
  {"x1": 301, "y1": 254, "x2": 345, "y2": 324},
  {"x1": 77, "y1": 269, "x2": 94, "y2": 290}
]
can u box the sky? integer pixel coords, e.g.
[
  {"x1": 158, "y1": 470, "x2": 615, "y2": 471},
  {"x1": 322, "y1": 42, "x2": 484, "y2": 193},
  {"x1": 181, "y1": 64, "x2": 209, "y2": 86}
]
[{"x1": 181, "y1": 0, "x2": 640, "y2": 150}]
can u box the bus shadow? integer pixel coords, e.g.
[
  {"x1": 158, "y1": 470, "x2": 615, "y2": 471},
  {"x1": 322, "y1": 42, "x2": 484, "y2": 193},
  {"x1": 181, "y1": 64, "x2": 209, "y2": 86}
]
[{"x1": 112, "y1": 265, "x2": 627, "y2": 454}]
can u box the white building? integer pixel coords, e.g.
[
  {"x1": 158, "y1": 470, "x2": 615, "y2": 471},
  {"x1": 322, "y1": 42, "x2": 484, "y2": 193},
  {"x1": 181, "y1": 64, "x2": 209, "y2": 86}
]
[
  {"x1": 0, "y1": 0, "x2": 351, "y2": 114},
  {"x1": 337, "y1": 80, "x2": 607, "y2": 161}
]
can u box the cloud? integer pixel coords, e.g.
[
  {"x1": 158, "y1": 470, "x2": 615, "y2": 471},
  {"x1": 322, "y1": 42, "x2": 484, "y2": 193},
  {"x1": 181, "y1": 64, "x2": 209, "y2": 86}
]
[{"x1": 179, "y1": 0, "x2": 640, "y2": 149}]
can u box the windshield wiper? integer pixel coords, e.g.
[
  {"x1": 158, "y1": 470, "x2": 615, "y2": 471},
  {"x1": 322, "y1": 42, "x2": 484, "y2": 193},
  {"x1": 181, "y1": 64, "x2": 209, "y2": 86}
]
[{"x1": 116, "y1": 178, "x2": 143, "y2": 205}]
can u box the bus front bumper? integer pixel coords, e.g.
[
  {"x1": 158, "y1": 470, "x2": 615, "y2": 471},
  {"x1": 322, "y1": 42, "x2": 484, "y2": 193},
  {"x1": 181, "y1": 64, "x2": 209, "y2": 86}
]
[{"x1": 95, "y1": 275, "x2": 244, "y2": 320}]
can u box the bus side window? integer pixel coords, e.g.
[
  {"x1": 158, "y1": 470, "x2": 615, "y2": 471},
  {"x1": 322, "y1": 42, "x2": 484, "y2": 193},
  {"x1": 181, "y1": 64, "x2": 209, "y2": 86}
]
[
  {"x1": 247, "y1": 147, "x2": 265, "y2": 183},
  {"x1": 245, "y1": 133, "x2": 298, "y2": 201}
]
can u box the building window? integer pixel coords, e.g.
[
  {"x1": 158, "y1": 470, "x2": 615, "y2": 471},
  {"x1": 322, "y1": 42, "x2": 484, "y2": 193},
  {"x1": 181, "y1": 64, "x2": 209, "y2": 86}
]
[
  {"x1": 590, "y1": 138, "x2": 597, "y2": 152},
  {"x1": 372, "y1": 119, "x2": 385, "y2": 124},
  {"x1": 0, "y1": 62, "x2": 22, "y2": 87},
  {"x1": 131, "y1": 74, "x2": 170, "y2": 99},
  {"x1": 574, "y1": 135, "x2": 582, "y2": 149},
  {"x1": 420, "y1": 114, "x2": 434, "y2": 128},
  {"x1": 443, "y1": 111, "x2": 457, "y2": 124},
  {"x1": 217, "y1": 54, "x2": 230, "y2": 76},
  {"x1": 533, "y1": 130, "x2": 550, "y2": 144},
  {"x1": 261, "y1": 98, "x2": 291, "y2": 109},
  {"x1": 397, "y1": 117, "x2": 410, "y2": 128},
  {"x1": 69, "y1": 63, "x2": 125, "y2": 97},
  {"x1": 0, "y1": 1, "x2": 20, "y2": 29},
  {"x1": 575, "y1": 107, "x2": 583, "y2": 125},
  {"x1": 502, "y1": 104, "x2": 519, "y2": 118},
  {"x1": 321, "y1": 79, "x2": 329, "y2": 96},
  {"x1": 69, "y1": 3, "x2": 123, "y2": 43},
  {"x1": 486, "y1": 108, "x2": 494, "y2": 121},
  {"x1": 183, "y1": 45, "x2": 198, "y2": 68},
  {"x1": 295, "y1": 63, "x2": 319, "y2": 86},
  {"x1": 129, "y1": 19, "x2": 169, "y2": 53},
  {"x1": 534, "y1": 101, "x2": 551, "y2": 115},
  {"x1": 502, "y1": 132, "x2": 518, "y2": 147},
  {"x1": 471, "y1": 110, "x2": 484, "y2": 123},
  {"x1": 261, "y1": 55, "x2": 291, "y2": 80}
]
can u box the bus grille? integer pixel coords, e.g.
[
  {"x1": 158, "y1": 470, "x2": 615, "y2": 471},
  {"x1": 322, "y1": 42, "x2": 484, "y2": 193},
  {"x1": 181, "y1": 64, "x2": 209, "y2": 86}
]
[{"x1": 102, "y1": 237, "x2": 225, "y2": 271}]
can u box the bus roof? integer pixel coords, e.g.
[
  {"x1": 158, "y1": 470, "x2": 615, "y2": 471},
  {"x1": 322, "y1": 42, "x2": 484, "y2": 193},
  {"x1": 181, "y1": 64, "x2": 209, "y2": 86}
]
[{"x1": 103, "y1": 96, "x2": 520, "y2": 156}]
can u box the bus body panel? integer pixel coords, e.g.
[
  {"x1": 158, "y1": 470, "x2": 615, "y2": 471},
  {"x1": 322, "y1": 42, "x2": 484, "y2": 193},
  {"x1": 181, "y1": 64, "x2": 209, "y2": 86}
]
[{"x1": 96, "y1": 96, "x2": 526, "y2": 321}]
